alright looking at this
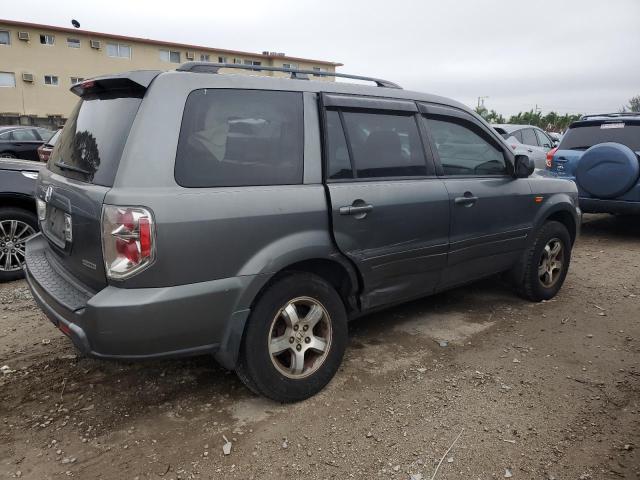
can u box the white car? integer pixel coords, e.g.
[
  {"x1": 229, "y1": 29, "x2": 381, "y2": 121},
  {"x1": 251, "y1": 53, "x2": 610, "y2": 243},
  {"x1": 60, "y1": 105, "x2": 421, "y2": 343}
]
[{"x1": 492, "y1": 124, "x2": 556, "y2": 169}]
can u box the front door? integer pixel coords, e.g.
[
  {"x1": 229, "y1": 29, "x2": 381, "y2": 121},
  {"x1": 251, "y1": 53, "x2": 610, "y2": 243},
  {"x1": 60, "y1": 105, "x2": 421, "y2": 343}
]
[
  {"x1": 420, "y1": 105, "x2": 536, "y2": 288},
  {"x1": 321, "y1": 94, "x2": 450, "y2": 309}
]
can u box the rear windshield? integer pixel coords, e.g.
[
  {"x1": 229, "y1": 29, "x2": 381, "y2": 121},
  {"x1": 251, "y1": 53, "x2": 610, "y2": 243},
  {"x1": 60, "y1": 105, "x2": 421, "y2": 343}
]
[
  {"x1": 48, "y1": 94, "x2": 142, "y2": 186},
  {"x1": 559, "y1": 121, "x2": 640, "y2": 152}
]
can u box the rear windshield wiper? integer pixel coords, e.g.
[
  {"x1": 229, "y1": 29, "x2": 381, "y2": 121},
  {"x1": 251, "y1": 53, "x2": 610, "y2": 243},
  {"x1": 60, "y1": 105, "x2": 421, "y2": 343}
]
[{"x1": 54, "y1": 160, "x2": 91, "y2": 175}]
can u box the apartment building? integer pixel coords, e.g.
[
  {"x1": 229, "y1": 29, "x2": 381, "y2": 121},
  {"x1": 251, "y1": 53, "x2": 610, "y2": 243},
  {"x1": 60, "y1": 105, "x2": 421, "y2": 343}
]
[{"x1": 0, "y1": 19, "x2": 341, "y2": 126}]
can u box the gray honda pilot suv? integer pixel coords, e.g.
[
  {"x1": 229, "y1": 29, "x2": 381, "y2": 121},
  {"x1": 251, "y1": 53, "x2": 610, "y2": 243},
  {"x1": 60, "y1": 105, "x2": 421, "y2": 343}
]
[{"x1": 25, "y1": 63, "x2": 580, "y2": 402}]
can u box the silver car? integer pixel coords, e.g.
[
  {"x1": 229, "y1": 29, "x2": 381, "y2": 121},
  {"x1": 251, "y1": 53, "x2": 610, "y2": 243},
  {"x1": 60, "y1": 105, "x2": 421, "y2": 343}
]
[{"x1": 493, "y1": 124, "x2": 556, "y2": 169}]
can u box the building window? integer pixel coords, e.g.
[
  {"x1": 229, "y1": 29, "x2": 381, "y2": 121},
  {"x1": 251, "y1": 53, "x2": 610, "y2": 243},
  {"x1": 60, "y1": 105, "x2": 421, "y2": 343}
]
[
  {"x1": 40, "y1": 34, "x2": 55, "y2": 45},
  {"x1": 218, "y1": 56, "x2": 227, "y2": 63},
  {"x1": 200, "y1": 54, "x2": 210, "y2": 61},
  {"x1": 282, "y1": 63, "x2": 297, "y2": 70},
  {"x1": 159, "y1": 50, "x2": 181, "y2": 63},
  {"x1": 70, "y1": 77, "x2": 84, "y2": 84},
  {"x1": 312, "y1": 67, "x2": 325, "y2": 77},
  {"x1": 0, "y1": 30, "x2": 10, "y2": 45},
  {"x1": 67, "y1": 38, "x2": 80, "y2": 48},
  {"x1": 243, "y1": 60, "x2": 261, "y2": 66},
  {"x1": 107, "y1": 42, "x2": 131, "y2": 58},
  {"x1": 0, "y1": 72, "x2": 16, "y2": 87},
  {"x1": 44, "y1": 75, "x2": 59, "y2": 86},
  {"x1": 233, "y1": 58, "x2": 242, "y2": 64}
]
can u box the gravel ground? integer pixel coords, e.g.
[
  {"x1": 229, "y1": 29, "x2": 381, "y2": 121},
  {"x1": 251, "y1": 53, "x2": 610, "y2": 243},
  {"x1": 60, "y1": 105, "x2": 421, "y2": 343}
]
[{"x1": 1, "y1": 213, "x2": 639, "y2": 480}]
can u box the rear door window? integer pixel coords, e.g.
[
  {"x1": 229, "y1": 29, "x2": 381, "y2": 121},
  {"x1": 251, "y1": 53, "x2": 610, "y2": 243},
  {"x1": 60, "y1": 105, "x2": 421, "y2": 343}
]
[
  {"x1": 326, "y1": 110, "x2": 353, "y2": 180},
  {"x1": 49, "y1": 94, "x2": 143, "y2": 186},
  {"x1": 559, "y1": 122, "x2": 640, "y2": 151},
  {"x1": 512, "y1": 130, "x2": 524, "y2": 143},
  {"x1": 521, "y1": 128, "x2": 537, "y2": 146},
  {"x1": 11, "y1": 129, "x2": 39, "y2": 141},
  {"x1": 175, "y1": 89, "x2": 304, "y2": 187},
  {"x1": 535, "y1": 129, "x2": 552, "y2": 148},
  {"x1": 339, "y1": 111, "x2": 428, "y2": 178}
]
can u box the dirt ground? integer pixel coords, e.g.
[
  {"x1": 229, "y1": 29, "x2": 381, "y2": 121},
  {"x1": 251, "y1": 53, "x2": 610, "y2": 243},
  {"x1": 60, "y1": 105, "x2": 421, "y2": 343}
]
[{"x1": 1, "y1": 213, "x2": 639, "y2": 480}]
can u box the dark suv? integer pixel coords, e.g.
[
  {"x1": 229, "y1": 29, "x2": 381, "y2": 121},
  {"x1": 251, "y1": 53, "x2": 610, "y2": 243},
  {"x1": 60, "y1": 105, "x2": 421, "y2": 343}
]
[{"x1": 25, "y1": 64, "x2": 581, "y2": 402}]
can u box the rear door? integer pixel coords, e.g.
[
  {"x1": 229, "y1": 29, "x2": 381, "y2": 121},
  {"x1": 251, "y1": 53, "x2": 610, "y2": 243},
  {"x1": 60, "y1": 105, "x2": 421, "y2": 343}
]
[
  {"x1": 38, "y1": 78, "x2": 149, "y2": 291},
  {"x1": 321, "y1": 93, "x2": 450, "y2": 309},
  {"x1": 419, "y1": 103, "x2": 535, "y2": 288}
]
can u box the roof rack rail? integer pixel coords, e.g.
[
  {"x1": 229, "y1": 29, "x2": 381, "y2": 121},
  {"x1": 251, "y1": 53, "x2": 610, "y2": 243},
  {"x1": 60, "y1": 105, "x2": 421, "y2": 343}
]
[
  {"x1": 175, "y1": 62, "x2": 402, "y2": 89},
  {"x1": 581, "y1": 112, "x2": 640, "y2": 120}
]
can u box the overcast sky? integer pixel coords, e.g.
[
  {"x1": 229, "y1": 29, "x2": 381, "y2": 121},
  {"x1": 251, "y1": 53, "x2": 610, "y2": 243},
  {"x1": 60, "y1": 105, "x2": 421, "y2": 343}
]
[{"x1": 3, "y1": 0, "x2": 639, "y2": 116}]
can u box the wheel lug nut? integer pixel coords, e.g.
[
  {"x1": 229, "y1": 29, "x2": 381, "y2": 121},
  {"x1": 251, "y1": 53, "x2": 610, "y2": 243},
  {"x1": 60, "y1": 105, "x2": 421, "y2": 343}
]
[
  {"x1": 296, "y1": 344, "x2": 302, "y2": 351},
  {"x1": 289, "y1": 337, "x2": 294, "y2": 344},
  {"x1": 303, "y1": 325, "x2": 308, "y2": 331},
  {"x1": 293, "y1": 325, "x2": 299, "y2": 331},
  {"x1": 305, "y1": 337, "x2": 310, "y2": 344}
]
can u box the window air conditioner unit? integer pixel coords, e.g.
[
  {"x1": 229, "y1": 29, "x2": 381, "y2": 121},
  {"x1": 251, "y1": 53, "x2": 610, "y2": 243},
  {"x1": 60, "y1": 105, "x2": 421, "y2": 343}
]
[
  {"x1": 22, "y1": 73, "x2": 34, "y2": 83},
  {"x1": 90, "y1": 40, "x2": 101, "y2": 49},
  {"x1": 18, "y1": 31, "x2": 30, "y2": 41},
  {"x1": 186, "y1": 51, "x2": 194, "y2": 60}
]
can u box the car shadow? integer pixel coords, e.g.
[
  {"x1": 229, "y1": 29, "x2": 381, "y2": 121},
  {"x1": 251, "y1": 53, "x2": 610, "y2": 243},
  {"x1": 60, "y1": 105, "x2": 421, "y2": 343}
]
[{"x1": 580, "y1": 213, "x2": 640, "y2": 241}]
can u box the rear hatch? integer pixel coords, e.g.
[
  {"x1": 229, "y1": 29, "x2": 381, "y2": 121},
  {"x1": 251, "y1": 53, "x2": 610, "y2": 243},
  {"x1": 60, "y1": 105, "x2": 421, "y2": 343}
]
[
  {"x1": 37, "y1": 72, "x2": 158, "y2": 291},
  {"x1": 551, "y1": 118, "x2": 640, "y2": 181}
]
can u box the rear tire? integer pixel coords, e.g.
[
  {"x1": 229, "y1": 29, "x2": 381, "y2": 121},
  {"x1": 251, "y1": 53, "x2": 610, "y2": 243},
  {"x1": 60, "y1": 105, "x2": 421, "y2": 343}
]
[
  {"x1": 515, "y1": 221, "x2": 572, "y2": 302},
  {"x1": 236, "y1": 273, "x2": 348, "y2": 402},
  {"x1": 0, "y1": 207, "x2": 38, "y2": 282}
]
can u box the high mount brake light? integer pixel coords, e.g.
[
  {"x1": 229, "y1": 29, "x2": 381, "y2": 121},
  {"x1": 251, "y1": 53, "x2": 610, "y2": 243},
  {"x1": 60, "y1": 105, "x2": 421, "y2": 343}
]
[
  {"x1": 546, "y1": 147, "x2": 558, "y2": 168},
  {"x1": 102, "y1": 205, "x2": 155, "y2": 279}
]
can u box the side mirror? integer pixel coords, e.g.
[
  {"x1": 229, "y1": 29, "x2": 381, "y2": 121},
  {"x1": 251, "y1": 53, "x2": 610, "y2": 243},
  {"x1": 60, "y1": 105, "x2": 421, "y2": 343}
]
[{"x1": 514, "y1": 154, "x2": 535, "y2": 178}]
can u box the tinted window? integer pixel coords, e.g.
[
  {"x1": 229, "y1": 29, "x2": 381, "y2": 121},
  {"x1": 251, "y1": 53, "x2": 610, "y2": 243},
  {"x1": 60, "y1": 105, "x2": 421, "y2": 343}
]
[
  {"x1": 427, "y1": 117, "x2": 507, "y2": 176},
  {"x1": 559, "y1": 122, "x2": 640, "y2": 151},
  {"x1": 11, "y1": 129, "x2": 39, "y2": 141},
  {"x1": 535, "y1": 129, "x2": 552, "y2": 147},
  {"x1": 0, "y1": 131, "x2": 9, "y2": 141},
  {"x1": 521, "y1": 128, "x2": 537, "y2": 146},
  {"x1": 48, "y1": 94, "x2": 142, "y2": 186},
  {"x1": 326, "y1": 110, "x2": 352, "y2": 180},
  {"x1": 175, "y1": 89, "x2": 303, "y2": 187},
  {"x1": 340, "y1": 112, "x2": 427, "y2": 178}
]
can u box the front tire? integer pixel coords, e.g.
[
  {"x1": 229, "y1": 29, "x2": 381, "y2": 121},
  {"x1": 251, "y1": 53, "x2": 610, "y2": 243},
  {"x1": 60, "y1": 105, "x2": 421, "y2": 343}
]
[
  {"x1": 516, "y1": 221, "x2": 572, "y2": 302},
  {"x1": 0, "y1": 207, "x2": 38, "y2": 282},
  {"x1": 236, "y1": 273, "x2": 348, "y2": 402}
]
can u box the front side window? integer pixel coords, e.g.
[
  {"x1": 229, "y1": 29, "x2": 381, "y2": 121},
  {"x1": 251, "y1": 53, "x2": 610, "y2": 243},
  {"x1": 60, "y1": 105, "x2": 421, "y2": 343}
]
[
  {"x1": 67, "y1": 37, "x2": 80, "y2": 48},
  {"x1": 535, "y1": 129, "x2": 552, "y2": 148},
  {"x1": 40, "y1": 34, "x2": 54, "y2": 45},
  {"x1": 159, "y1": 50, "x2": 180, "y2": 63},
  {"x1": 11, "y1": 129, "x2": 39, "y2": 141},
  {"x1": 0, "y1": 30, "x2": 10, "y2": 45},
  {"x1": 0, "y1": 72, "x2": 16, "y2": 87},
  {"x1": 44, "y1": 74, "x2": 59, "y2": 86},
  {"x1": 175, "y1": 89, "x2": 304, "y2": 188},
  {"x1": 427, "y1": 117, "x2": 507, "y2": 176},
  {"x1": 521, "y1": 128, "x2": 537, "y2": 146},
  {"x1": 107, "y1": 43, "x2": 131, "y2": 58},
  {"x1": 340, "y1": 111, "x2": 427, "y2": 178}
]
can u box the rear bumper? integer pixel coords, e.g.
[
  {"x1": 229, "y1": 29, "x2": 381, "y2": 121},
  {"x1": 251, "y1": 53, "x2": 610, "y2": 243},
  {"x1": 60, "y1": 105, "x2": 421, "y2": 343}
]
[
  {"x1": 25, "y1": 234, "x2": 254, "y2": 368},
  {"x1": 579, "y1": 198, "x2": 640, "y2": 215}
]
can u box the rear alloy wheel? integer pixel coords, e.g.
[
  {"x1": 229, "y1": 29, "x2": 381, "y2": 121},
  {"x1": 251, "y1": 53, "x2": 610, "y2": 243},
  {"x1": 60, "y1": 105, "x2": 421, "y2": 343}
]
[
  {"x1": 0, "y1": 208, "x2": 38, "y2": 282},
  {"x1": 537, "y1": 238, "x2": 564, "y2": 288},
  {"x1": 236, "y1": 273, "x2": 347, "y2": 402}
]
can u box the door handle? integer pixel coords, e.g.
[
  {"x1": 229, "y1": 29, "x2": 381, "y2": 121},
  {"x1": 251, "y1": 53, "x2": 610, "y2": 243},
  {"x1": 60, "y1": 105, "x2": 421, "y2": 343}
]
[
  {"x1": 527, "y1": 148, "x2": 533, "y2": 153},
  {"x1": 339, "y1": 203, "x2": 373, "y2": 216},
  {"x1": 454, "y1": 194, "x2": 478, "y2": 207}
]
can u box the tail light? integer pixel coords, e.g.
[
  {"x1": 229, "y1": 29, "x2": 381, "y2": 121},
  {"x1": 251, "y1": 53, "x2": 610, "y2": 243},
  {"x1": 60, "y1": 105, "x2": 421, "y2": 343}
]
[
  {"x1": 102, "y1": 205, "x2": 155, "y2": 280},
  {"x1": 546, "y1": 147, "x2": 558, "y2": 168}
]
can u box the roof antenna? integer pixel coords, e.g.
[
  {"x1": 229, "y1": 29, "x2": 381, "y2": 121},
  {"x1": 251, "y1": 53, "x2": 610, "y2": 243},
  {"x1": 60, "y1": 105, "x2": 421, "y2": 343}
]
[{"x1": 71, "y1": 19, "x2": 81, "y2": 28}]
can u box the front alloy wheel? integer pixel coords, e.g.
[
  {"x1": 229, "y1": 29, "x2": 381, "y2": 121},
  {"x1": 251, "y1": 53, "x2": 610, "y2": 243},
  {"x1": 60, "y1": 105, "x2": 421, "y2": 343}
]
[{"x1": 538, "y1": 238, "x2": 564, "y2": 288}]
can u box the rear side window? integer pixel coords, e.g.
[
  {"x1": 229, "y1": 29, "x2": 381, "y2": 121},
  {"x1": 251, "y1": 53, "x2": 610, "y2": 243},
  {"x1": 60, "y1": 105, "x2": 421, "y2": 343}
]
[
  {"x1": 49, "y1": 94, "x2": 142, "y2": 186},
  {"x1": 340, "y1": 112, "x2": 427, "y2": 178},
  {"x1": 559, "y1": 122, "x2": 640, "y2": 151},
  {"x1": 521, "y1": 128, "x2": 537, "y2": 146},
  {"x1": 175, "y1": 89, "x2": 303, "y2": 187},
  {"x1": 427, "y1": 117, "x2": 507, "y2": 176},
  {"x1": 326, "y1": 110, "x2": 353, "y2": 180}
]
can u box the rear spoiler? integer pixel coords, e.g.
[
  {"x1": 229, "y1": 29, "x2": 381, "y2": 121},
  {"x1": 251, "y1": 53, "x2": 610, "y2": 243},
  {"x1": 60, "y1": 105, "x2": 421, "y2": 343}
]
[{"x1": 70, "y1": 70, "x2": 161, "y2": 97}]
